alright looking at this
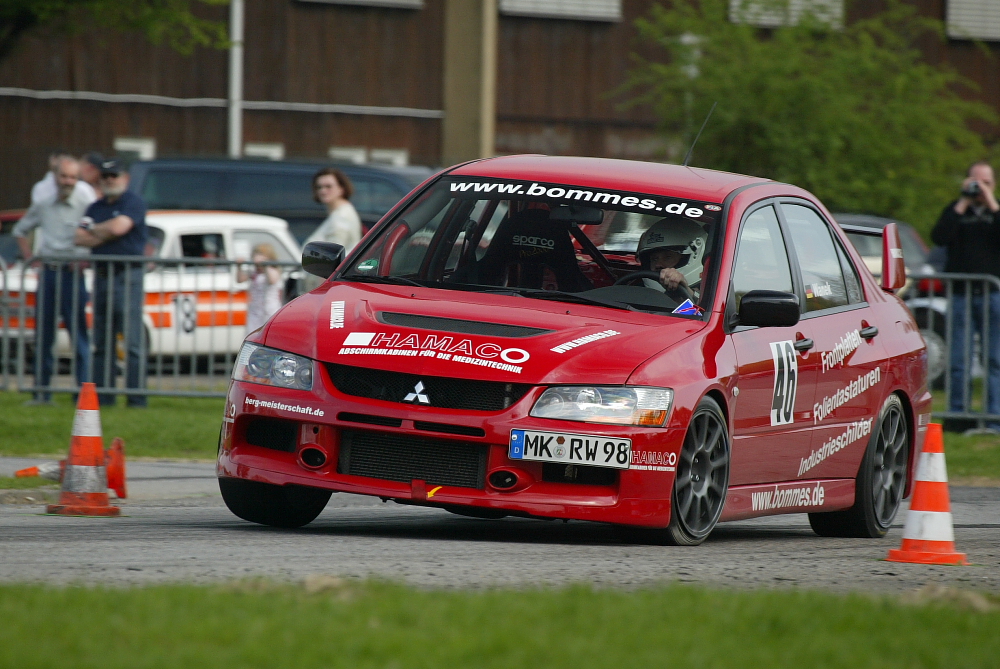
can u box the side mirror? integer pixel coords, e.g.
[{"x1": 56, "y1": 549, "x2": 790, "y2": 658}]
[
  {"x1": 881, "y1": 222, "x2": 906, "y2": 292},
  {"x1": 738, "y1": 290, "x2": 800, "y2": 328},
  {"x1": 302, "y1": 241, "x2": 345, "y2": 280}
]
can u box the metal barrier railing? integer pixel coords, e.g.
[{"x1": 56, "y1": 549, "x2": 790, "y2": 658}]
[
  {"x1": 0, "y1": 254, "x2": 301, "y2": 400},
  {"x1": 909, "y1": 272, "x2": 1000, "y2": 428}
]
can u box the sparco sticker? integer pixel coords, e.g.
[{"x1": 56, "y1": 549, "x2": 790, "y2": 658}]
[{"x1": 770, "y1": 340, "x2": 797, "y2": 426}]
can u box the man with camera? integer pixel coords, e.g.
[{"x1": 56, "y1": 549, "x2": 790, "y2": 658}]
[{"x1": 931, "y1": 161, "x2": 1000, "y2": 431}]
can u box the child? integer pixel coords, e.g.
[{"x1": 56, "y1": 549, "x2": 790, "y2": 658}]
[{"x1": 238, "y1": 243, "x2": 283, "y2": 334}]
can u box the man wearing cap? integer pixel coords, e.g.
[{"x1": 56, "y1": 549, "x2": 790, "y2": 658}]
[
  {"x1": 75, "y1": 158, "x2": 149, "y2": 408},
  {"x1": 14, "y1": 156, "x2": 94, "y2": 404}
]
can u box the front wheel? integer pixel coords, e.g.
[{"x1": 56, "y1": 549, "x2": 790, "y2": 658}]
[
  {"x1": 664, "y1": 396, "x2": 731, "y2": 545},
  {"x1": 219, "y1": 477, "x2": 331, "y2": 528},
  {"x1": 809, "y1": 394, "x2": 909, "y2": 538}
]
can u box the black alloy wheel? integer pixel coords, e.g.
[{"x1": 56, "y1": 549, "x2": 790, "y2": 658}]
[
  {"x1": 809, "y1": 394, "x2": 909, "y2": 538},
  {"x1": 665, "y1": 396, "x2": 730, "y2": 545},
  {"x1": 219, "y1": 477, "x2": 332, "y2": 528}
]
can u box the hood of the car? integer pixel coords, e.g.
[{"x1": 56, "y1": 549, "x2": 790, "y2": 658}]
[{"x1": 264, "y1": 283, "x2": 707, "y2": 385}]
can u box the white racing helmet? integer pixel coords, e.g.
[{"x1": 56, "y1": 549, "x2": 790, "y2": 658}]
[{"x1": 636, "y1": 218, "x2": 708, "y2": 269}]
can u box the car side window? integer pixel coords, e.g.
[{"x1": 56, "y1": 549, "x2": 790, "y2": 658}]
[
  {"x1": 232, "y1": 230, "x2": 295, "y2": 262},
  {"x1": 732, "y1": 205, "x2": 794, "y2": 309},
  {"x1": 180, "y1": 233, "x2": 226, "y2": 259},
  {"x1": 835, "y1": 238, "x2": 864, "y2": 304},
  {"x1": 782, "y1": 204, "x2": 849, "y2": 312}
]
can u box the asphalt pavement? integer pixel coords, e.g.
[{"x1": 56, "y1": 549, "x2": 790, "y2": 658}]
[{"x1": 1, "y1": 456, "x2": 997, "y2": 592}]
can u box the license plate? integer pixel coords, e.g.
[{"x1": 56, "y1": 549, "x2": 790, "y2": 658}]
[{"x1": 509, "y1": 429, "x2": 631, "y2": 469}]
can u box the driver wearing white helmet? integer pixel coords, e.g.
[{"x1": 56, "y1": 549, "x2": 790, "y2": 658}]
[{"x1": 635, "y1": 218, "x2": 707, "y2": 296}]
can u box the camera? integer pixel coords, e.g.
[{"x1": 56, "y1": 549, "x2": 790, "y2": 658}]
[{"x1": 962, "y1": 181, "x2": 982, "y2": 199}]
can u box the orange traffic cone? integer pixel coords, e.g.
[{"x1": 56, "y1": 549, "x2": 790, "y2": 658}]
[
  {"x1": 15, "y1": 460, "x2": 64, "y2": 481},
  {"x1": 886, "y1": 423, "x2": 967, "y2": 565},
  {"x1": 106, "y1": 437, "x2": 127, "y2": 500},
  {"x1": 16, "y1": 440, "x2": 127, "y2": 499},
  {"x1": 46, "y1": 383, "x2": 120, "y2": 517}
]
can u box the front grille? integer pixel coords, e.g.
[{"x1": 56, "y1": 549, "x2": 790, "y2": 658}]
[
  {"x1": 326, "y1": 363, "x2": 531, "y2": 411},
  {"x1": 378, "y1": 312, "x2": 551, "y2": 338},
  {"x1": 413, "y1": 421, "x2": 486, "y2": 437},
  {"x1": 338, "y1": 429, "x2": 488, "y2": 489},
  {"x1": 337, "y1": 412, "x2": 403, "y2": 428}
]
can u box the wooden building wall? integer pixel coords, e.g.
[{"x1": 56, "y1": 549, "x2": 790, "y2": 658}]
[{"x1": 0, "y1": 0, "x2": 997, "y2": 211}]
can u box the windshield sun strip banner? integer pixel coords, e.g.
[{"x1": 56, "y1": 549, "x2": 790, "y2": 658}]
[{"x1": 444, "y1": 178, "x2": 721, "y2": 223}]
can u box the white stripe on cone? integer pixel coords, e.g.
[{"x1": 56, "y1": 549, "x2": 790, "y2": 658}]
[
  {"x1": 901, "y1": 509, "x2": 956, "y2": 543},
  {"x1": 915, "y1": 452, "x2": 948, "y2": 482},
  {"x1": 72, "y1": 409, "x2": 102, "y2": 437},
  {"x1": 62, "y1": 465, "x2": 108, "y2": 493}
]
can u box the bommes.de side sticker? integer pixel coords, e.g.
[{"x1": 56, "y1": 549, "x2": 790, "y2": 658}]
[{"x1": 770, "y1": 340, "x2": 797, "y2": 426}]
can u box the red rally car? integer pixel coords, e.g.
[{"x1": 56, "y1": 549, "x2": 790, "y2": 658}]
[{"x1": 217, "y1": 155, "x2": 930, "y2": 545}]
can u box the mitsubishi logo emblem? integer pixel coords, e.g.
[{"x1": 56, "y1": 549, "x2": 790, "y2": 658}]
[{"x1": 404, "y1": 381, "x2": 430, "y2": 404}]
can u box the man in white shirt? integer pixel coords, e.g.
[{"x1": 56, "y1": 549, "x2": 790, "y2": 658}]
[
  {"x1": 14, "y1": 156, "x2": 96, "y2": 404},
  {"x1": 31, "y1": 150, "x2": 97, "y2": 205}
]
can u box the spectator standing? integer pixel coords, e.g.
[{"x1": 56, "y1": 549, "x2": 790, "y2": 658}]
[
  {"x1": 13, "y1": 156, "x2": 95, "y2": 404},
  {"x1": 75, "y1": 159, "x2": 148, "y2": 408},
  {"x1": 32, "y1": 150, "x2": 96, "y2": 205},
  {"x1": 238, "y1": 243, "x2": 283, "y2": 333},
  {"x1": 302, "y1": 168, "x2": 361, "y2": 291},
  {"x1": 931, "y1": 161, "x2": 1000, "y2": 430}
]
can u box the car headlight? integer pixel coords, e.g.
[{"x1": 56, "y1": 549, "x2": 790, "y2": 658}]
[
  {"x1": 233, "y1": 343, "x2": 314, "y2": 390},
  {"x1": 529, "y1": 386, "x2": 673, "y2": 426}
]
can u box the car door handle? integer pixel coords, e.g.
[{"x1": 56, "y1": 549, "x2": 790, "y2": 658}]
[
  {"x1": 794, "y1": 338, "x2": 814, "y2": 352},
  {"x1": 860, "y1": 326, "x2": 878, "y2": 339}
]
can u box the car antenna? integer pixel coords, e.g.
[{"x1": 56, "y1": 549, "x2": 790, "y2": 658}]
[{"x1": 682, "y1": 101, "x2": 718, "y2": 167}]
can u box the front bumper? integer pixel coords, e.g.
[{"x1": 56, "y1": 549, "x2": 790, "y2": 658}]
[{"x1": 218, "y1": 376, "x2": 686, "y2": 528}]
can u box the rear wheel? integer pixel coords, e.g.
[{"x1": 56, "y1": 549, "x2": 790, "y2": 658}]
[
  {"x1": 809, "y1": 394, "x2": 909, "y2": 538},
  {"x1": 664, "y1": 396, "x2": 730, "y2": 545},
  {"x1": 219, "y1": 477, "x2": 331, "y2": 528}
]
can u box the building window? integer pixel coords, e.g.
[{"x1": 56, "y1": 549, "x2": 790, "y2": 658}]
[
  {"x1": 499, "y1": 0, "x2": 622, "y2": 22},
  {"x1": 113, "y1": 137, "x2": 156, "y2": 161},
  {"x1": 296, "y1": 0, "x2": 424, "y2": 8},
  {"x1": 329, "y1": 147, "x2": 369, "y2": 164},
  {"x1": 728, "y1": 0, "x2": 843, "y2": 28},
  {"x1": 243, "y1": 142, "x2": 285, "y2": 160},
  {"x1": 947, "y1": 0, "x2": 1000, "y2": 41}
]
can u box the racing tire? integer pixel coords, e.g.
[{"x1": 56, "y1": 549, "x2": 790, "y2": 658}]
[
  {"x1": 219, "y1": 477, "x2": 332, "y2": 528},
  {"x1": 808, "y1": 394, "x2": 909, "y2": 538},
  {"x1": 664, "y1": 396, "x2": 730, "y2": 546}
]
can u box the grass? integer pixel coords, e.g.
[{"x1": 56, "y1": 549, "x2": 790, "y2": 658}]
[
  {"x1": 943, "y1": 433, "x2": 1000, "y2": 482},
  {"x1": 0, "y1": 392, "x2": 223, "y2": 459},
  {"x1": 0, "y1": 581, "x2": 996, "y2": 669},
  {"x1": 0, "y1": 475, "x2": 58, "y2": 489}
]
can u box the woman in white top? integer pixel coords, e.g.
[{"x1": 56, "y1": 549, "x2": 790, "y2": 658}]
[
  {"x1": 302, "y1": 167, "x2": 362, "y2": 291},
  {"x1": 239, "y1": 243, "x2": 284, "y2": 333}
]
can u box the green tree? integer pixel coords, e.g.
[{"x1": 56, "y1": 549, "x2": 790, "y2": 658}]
[
  {"x1": 0, "y1": 0, "x2": 228, "y2": 62},
  {"x1": 624, "y1": 0, "x2": 997, "y2": 235}
]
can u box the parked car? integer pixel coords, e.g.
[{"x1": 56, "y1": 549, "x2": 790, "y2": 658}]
[
  {"x1": 218, "y1": 155, "x2": 929, "y2": 545},
  {"x1": 128, "y1": 159, "x2": 433, "y2": 243},
  {"x1": 834, "y1": 214, "x2": 945, "y2": 386},
  {"x1": 1, "y1": 211, "x2": 301, "y2": 360}
]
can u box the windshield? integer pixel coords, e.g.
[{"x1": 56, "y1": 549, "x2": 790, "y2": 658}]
[{"x1": 339, "y1": 177, "x2": 723, "y2": 316}]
